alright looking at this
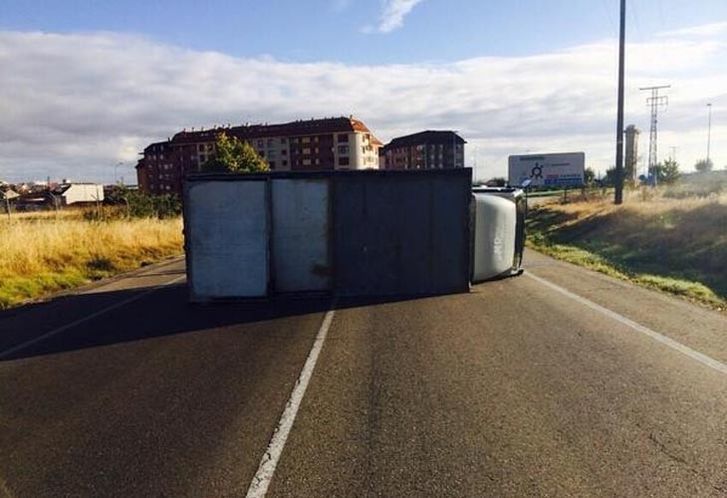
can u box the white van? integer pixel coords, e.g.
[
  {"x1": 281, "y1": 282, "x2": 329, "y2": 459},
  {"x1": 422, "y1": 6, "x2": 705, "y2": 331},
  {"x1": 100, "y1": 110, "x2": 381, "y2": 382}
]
[{"x1": 471, "y1": 187, "x2": 526, "y2": 282}]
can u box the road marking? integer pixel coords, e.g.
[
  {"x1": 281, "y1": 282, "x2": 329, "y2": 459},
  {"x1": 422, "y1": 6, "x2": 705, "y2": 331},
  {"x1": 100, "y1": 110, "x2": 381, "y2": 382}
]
[
  {"x1": 0, "y1": 275, "x2": 185, "y2": 360},
  {"x1": 525, "y1": 271, "x2": 727, "y2": 375},
  {"x1": 246, "y1": 308, "x2": 336, "y2": 498}
]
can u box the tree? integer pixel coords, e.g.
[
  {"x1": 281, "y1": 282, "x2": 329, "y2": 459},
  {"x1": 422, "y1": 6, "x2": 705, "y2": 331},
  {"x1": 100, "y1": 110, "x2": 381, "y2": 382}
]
[
  {"x1": 655, "y1": 158, "x2": 680, "y2": 184},
  {"x1": 694, "y1": 158, "x2": 713, "y2": 173},
  {"x1": 202, "y1": 133, "x2": 269, "y2": 173},
  {"x1": 604, "y1": 166, "x2": 617, "y2": 186},
  {"x1": 584, "y1": 167, "x2": 596, "y2": 186}
]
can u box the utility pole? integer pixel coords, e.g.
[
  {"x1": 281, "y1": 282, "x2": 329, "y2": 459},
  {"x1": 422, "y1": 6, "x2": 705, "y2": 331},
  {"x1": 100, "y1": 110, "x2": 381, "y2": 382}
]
[
  {"x1": 707, "y1": 103, "x2": 712, "y2": 166},
  {"x1": 614, "y1": 0, "x2": 626, "y2": 204},
  {"x1": 639, "y1": 84, "x2": 670, "y2": 187}
]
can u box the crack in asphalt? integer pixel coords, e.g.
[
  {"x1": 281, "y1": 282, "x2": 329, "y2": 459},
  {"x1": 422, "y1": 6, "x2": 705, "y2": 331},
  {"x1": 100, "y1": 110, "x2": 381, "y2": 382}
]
[{"x1": 647, "y1": 432, "x2": 726, "y2": 494}]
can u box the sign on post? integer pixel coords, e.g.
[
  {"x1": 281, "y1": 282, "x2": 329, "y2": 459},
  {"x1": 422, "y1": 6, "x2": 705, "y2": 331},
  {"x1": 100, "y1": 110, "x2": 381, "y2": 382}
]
[{"x1": 508, "y1": 152, "x2": 585, "y2": 187}]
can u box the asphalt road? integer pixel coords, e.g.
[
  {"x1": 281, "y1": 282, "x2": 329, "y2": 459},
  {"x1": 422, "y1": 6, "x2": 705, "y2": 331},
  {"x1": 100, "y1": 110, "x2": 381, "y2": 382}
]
[{"x1": 1, "y1": 251, "x2": 725, "y2": 497}]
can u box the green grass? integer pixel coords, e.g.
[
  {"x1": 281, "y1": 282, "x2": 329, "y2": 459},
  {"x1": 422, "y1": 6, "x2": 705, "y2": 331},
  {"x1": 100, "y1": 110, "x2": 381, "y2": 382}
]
[
  {"x1": 0, "y1": 271, "x2": 88, "y2": 309},
  {"x1": 527, "y1": 195, "x2": 727, "y2": 311}
]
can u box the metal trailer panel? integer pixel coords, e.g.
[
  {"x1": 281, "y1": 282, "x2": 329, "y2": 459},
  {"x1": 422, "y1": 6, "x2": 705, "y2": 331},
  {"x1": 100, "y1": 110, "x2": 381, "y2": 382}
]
[
  {"x1": 184, "y1": 180, "x2": 269, "y2": 301},
  {"x1": 471, "y1": 193, "x2": 517, "y2": 282},
  {"x1": 333, "y1": 169, "x2": 471, "y2": 297},
  {"x1": 271, "y1": 178, "x2": 331, "y2": 293}
]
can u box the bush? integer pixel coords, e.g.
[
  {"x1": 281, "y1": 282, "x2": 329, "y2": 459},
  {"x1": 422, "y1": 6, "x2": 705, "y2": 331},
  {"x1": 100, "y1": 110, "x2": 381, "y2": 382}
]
[
  {"x1": 102, "y1": 187, "x2": 182, "y2": 219},
  {"x1": 663, "y1": 171, "x2": 727, "y2": 199}
]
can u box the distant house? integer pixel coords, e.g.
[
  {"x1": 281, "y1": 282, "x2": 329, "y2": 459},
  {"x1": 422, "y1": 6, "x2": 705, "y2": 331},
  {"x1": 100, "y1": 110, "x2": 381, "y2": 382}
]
[
  {"x1": 0, "y1": 188, "x2": 19, "y2": 202},
  {"x1": 53, "y1": 183, "x2": 104, "y2": 206},
  {"x1": 380, "y1": 130, "x2": 466, "y2": 170},
  {"x1": 16, "y1": 191, "x2": 58, "y2": 211}
]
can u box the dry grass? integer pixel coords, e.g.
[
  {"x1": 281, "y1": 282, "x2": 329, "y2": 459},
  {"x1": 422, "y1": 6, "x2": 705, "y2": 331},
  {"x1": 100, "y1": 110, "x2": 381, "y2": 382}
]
[
  {"x1": 527, "y1": 191, "x2": 727, "y2": 310},
  {"x1": 0, "y1": 211, "x2": 183, "y2": 308}
]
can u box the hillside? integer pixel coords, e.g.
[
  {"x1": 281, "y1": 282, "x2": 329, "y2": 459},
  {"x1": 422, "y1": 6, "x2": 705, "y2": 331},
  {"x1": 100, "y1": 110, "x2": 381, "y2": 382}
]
[{"x1": 526, "y1": 179, "x2": 726, "y2": 310}]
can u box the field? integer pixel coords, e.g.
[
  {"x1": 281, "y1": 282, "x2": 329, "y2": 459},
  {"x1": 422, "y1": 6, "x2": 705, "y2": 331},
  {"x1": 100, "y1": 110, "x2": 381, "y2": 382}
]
[
  {"x1": 526, "y1": 177, "x2": 726, "y2": 310},
  {"x1": 0, "y1": 209, "x2": 183, "y2": 309}
]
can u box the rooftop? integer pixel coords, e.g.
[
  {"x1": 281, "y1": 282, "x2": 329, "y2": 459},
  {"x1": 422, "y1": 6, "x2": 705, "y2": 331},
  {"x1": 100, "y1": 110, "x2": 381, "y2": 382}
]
[
  {"x1": 170, "y1": 116, "x2": 379, "y2": 144},
  {"x1": 384, "y1": 130, "x2": 467, "y2": 149}
]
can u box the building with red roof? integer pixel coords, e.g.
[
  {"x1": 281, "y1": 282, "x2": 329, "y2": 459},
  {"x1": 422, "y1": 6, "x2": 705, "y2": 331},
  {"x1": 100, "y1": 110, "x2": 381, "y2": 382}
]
[{"x1": 136, "y1": 116, "x2": 382, "y2": 195}]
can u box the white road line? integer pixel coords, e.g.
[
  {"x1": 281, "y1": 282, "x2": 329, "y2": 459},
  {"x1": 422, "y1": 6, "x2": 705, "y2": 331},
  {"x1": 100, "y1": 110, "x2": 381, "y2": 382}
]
[
  {"x1": 0, "y1": 275, "x2": 185, "y2": 360},
  {"x1": 246, "y1": 308, "x2": 336, "y2": 498},
  {"x1": 525, "y1": 271, "x2": 727, "y2": 375}
]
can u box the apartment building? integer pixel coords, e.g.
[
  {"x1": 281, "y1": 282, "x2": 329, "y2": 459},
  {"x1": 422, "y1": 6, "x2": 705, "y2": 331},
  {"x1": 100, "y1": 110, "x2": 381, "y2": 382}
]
[
  {"x1": 380, "y1": 131, "x2": 466, "y2": 170},
  {"x1": 136, "y1": 116, "x2": 382, "y2": 195}
]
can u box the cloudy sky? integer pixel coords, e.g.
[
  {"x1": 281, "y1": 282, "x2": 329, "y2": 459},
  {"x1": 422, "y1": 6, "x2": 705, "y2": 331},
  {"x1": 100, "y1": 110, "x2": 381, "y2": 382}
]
[{"x1": 1, "y1": 0, "x2": 726, "y2": 183}]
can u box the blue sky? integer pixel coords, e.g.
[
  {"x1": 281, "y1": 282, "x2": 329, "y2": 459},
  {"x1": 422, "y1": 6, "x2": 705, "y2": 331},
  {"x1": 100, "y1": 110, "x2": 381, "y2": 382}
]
[
  {"x1": 1, "y1": 0, "x2": 726, "y2": 182},
  {"x1": 4, "y1": 0, "x2": 726, "y2": 62}
]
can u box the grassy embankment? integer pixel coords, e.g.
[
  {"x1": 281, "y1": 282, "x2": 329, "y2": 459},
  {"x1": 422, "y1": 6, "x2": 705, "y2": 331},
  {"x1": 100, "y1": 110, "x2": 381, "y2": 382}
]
[
  {"x1": 0, "y1": 209, "x2": 183, "y2": 309},
  {"x1": 526, "y1": 173, "x2": 727, "y2": 310}
]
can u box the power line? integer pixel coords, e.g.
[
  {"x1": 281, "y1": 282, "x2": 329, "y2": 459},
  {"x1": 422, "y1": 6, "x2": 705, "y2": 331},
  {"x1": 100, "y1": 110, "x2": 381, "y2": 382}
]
[
  {"x1": 600, "y1": 0, "x2": 618, "y2": 32},
  {"x1": 629, "y1": 0, "x2": 644, "y2": 43},
  {"x1": 639, "y1": 84, "x2": 670, "y2": 187}
]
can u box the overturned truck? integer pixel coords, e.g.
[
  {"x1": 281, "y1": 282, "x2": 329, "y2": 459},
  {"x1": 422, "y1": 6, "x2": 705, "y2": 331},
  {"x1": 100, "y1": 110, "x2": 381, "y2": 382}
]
[{"x1": 182, "y1": 169, "x2": 524, "y2": 302}]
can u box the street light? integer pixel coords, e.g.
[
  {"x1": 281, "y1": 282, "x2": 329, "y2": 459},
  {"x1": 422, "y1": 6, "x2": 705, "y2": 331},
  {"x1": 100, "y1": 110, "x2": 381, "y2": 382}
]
[{"x1": 114, "y1": 161, "x2": 124, "y2": 184}]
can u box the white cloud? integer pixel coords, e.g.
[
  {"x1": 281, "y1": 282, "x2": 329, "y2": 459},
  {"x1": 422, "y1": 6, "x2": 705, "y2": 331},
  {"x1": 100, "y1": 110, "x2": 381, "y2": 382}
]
[
  {"x1": 658, "y1": 22, "x2": 727, "y2": 38},
  {"x1": 0, "y1": 28, "x2": 726, "y2": 184},
  {"x1": 363, "y1": 0, "x2": 425, "y2": 34}
]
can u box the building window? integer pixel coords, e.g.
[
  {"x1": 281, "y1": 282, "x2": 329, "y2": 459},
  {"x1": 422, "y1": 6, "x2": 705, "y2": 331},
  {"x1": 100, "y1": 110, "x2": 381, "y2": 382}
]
[
  {"x1": 338, "y1": 134, "x2": 348, "y2": 143},
  {"x1": 338, "y1": 145, "x2": 349, "y2": 155},
  {"x1": 282, "y1": 160, "x2": 288, "y2": 166},
  {"x1": 339, "y1": 157, "x2": 350, "y2": 166},
  {"x1": 303, "y1": 148, "x2": 311, "y2": 154},
  {"x1": 281, "y1": 149, "x2": 287, "y2": 156},
  {"x1": 281, "y1": 137, "x2": 287, "y2": 144},
  {"x1": 302, "y1": 137, "x2": 310, "y2": 144},
  {"x1": 269, "y1": 161, "x2": 276, "y2": 169},
  {"x1": 267, "y1": 139, "x2": 274, "y2": 147},
  {"x1": 198, "y1": 144, "x2": 204, "y2": 152},
  {"x1": 257, "y1": 139, "x2": 264, "y2": 148},
  {"x1": 199, "y1": 154, "x2": 206, "y2": 163},
  {"x1": 303, "y1": 159, "x2": 311, "y2": 166}
]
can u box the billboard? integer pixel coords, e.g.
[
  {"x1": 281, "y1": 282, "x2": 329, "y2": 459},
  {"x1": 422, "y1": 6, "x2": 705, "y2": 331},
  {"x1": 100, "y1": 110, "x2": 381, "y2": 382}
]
[{"x1": 508, "y1": 152, "x2": 585, "y2": 187}]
